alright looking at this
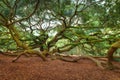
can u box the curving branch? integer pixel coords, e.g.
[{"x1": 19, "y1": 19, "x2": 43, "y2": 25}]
[
  {"x1": 0, "y1": 13, "x2": 7, "y2": 21},
  {"x1": 7, "y1": 0, "x2": 40, "y2": 26}
]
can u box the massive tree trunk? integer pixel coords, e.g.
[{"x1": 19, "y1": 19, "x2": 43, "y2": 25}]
[
  {"x1": 6, "y1": 25, "x2": 46, "y2": 61},
  {"x1": 107, "y1": 40, "x2": 120, "y2": 69},
  {"x1": 7, "y1": 25, "x2": 29, "y2": 49},
  {"x1": 107, "y1": 47, "x2": 117, "y2": 62}
]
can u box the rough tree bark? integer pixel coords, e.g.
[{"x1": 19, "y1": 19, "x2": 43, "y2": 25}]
[
  {"x1": 107, "y1": 40, "x2": 120, "y2": 61},
  {"x1": 107, "y1": 40, "x2": 120, "y2": 69},
  {"x1": 6, "y1": 26, "x2": 46, "y2": 62},
  {"x1": 12, "y1": 49, "x2": 47, "y2": 62},
  {"x1": 54, "y1": 54, "x2": 106, "y2": 69},
  {"x1": 7, "y1": 26, "x2": 29, "y2": 49},
  {"x1": 107, "y1": 47, "x2": 117, "y2": 63}
]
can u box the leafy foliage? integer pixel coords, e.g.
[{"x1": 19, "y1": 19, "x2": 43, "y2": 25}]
[{"x1": 0, "y1": 0, "x2": 120, "y2": 56}]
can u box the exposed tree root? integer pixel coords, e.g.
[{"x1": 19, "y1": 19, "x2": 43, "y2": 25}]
[
  {"x1": 54, "y1": 54, "x2": 107, "y2": 69},
  {"x1": 55, "y1": 54, "x2": 78, "y2": 62},
  {"x1": 1, "y1": 51, "x2": 119, "y2": 70},
  {"x1": 12, "y1": 49, "x2": 46, "y2": 62},
  {"x1": 0, "y1": 52, "x2": 19, "y2": 56},
  {"x1": 80, "y1": 55, "x2": 106, "y2": 69}
]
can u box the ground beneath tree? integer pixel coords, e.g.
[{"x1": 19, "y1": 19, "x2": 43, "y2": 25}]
[{"x1": 0, "y1": 53, "x2": 120, "y2": 80}]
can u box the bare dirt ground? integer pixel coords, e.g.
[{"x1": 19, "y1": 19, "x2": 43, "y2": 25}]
[{"x1": 0, "y1": 53, "x2": 120, "y2": 80}]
